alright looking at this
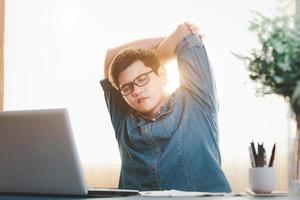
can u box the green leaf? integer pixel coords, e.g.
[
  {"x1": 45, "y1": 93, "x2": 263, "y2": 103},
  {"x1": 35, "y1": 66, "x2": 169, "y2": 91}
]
[
  {"x1": 230, "y1": 52, "x2": 245, "y2": 60},
  {"x1": 277, "y1": 62, "x2": 291, "y2": 71},
  {"x1": 273, "y1": 76, "x2": 284, "y2": 84},
  {"x1": 271, "y1": 39, "x2": 285, "y2": 53}
]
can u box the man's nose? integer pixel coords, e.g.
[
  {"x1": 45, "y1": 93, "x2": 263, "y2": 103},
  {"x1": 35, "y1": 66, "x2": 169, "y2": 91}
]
[{"x1": 131, "y1": 84, "x2": 143, "y2": 96}]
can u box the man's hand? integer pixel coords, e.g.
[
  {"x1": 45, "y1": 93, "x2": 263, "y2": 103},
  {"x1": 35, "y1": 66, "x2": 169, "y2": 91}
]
[
  {"x1": 173, "y1": 22, "x2": 204, "y2": 42},
  {"x1": 155, "y1": 22, "x2": 204, "y2": 66},
  {"x1": 175, "y1": 23, "x2": 192, "y2": 39},
  {"x1": 184, "y1": 22, "x2": 204, "y2": 38}
]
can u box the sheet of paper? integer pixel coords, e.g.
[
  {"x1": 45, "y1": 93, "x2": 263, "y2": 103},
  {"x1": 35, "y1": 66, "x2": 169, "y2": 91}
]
[{"x1": 139, "y1": 189, "x2": 238, "y2": 197}]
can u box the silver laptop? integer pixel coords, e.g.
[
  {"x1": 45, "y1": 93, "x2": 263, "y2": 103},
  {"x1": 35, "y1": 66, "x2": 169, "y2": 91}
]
[{"x1": 0, "y1": 108, "x2": 138, "y2": 197}]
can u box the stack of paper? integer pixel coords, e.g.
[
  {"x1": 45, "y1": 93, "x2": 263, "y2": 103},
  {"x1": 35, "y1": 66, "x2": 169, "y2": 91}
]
[{"x1": 139, "y1": 189, "x2": 242, "y2": 197}]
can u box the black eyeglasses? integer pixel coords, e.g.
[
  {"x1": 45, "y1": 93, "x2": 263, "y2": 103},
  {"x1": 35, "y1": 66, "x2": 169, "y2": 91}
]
[{"x1": 119, "y1": 71, "x2": 153, "y2": 96}]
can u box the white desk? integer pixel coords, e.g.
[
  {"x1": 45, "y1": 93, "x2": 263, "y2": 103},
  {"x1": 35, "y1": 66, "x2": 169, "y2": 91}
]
[{"x1": 0, "y1": 195, "x2": 297, "y2": 200}]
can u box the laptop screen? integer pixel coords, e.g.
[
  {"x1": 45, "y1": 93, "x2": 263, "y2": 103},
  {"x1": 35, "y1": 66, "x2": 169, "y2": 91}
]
[{"x1": 0, "y1": 108, "x2": 88, "y2": 196}]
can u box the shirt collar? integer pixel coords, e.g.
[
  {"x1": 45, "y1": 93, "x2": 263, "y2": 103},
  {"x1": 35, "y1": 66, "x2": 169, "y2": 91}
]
[{"x1": 130, "y1": 95, "x2": 175, "y2": 128}]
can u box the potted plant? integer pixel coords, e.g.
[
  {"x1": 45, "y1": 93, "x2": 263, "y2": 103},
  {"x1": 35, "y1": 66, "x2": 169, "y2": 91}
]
[{"x1": 234, "y1": 12, "x2": 300, "y2": 196}]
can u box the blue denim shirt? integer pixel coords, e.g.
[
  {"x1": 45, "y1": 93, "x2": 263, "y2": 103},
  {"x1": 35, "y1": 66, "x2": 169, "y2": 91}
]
[{"x1": 100, "y1": 33, "x2": 232, "y2": 192}]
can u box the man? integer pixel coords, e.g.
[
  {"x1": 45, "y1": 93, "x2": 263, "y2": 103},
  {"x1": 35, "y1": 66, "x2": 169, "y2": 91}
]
[{"x1": 100, "y1": 22, "x2": 231, "y2": 192}]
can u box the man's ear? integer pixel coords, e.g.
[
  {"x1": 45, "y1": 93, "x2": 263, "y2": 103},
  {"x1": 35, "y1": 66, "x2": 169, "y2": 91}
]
[{"x1": 157, "y1": 67, "x2": 167, "y2": 86}]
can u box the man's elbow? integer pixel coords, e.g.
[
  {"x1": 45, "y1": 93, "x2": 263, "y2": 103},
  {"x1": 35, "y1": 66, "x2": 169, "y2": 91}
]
[
  {"x1": 103, "y1": 48, "x2": 115, "y2": 79},
  {"x1": 105, "y1": 48, "x2": 116, "y2": 61}
]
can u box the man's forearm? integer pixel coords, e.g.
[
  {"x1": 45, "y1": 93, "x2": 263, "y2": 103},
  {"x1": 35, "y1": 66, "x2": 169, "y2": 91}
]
[
  {"x1": 155, "y1": 24, "x2": 191, "y2": 65},
  {"x1": 103, "y1": 37, "x2": 165, "y2": 79}
]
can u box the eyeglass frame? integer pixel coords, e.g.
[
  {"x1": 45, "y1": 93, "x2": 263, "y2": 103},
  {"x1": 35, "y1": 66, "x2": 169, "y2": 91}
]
[{"x1": 119, "y1": 70, "x2": 154, "y2": 96}]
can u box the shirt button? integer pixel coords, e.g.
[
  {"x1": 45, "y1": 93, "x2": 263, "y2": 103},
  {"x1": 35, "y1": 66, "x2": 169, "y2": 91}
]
[{"x1": 144, "y1": 128, "x2": 148, "y2": 133}]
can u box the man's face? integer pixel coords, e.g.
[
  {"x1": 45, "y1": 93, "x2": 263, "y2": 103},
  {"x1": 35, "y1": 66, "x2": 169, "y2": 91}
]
[{"x1": 118, "y1": 60, "x2": 167, "y2": 116}]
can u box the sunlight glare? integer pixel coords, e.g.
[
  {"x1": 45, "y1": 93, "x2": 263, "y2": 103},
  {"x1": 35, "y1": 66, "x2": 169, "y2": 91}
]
[{"x1": 165, "y1": 60, "x2": 180, "y2": 94}]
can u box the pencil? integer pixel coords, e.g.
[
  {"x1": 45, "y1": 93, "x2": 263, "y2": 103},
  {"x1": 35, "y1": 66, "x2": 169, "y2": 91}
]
[
  {"x1": 250, "y1": 141, "x2": 257, "y2": 167},
  {"x1": 268, "y1": 143, "x2": 276, "y2": 167},
  {"x1": 248, "y1": 146, "x2": 255, "y2": 168}
]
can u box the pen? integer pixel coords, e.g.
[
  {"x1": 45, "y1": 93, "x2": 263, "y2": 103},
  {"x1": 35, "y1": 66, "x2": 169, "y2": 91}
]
[
  {"x1": 250, "y1": 141, "x2": 257, "y2": 167},
  {"x1": 248, "y1": 146, "x2": 255, "y2": 168},
  {"x1": 262, "y1": 143, "x2": 267, "y2": 167},
  {"x1": 257, "y1": 142, "x2": 265, "y2": 167},
  {"x1": 268, "y1": 143, "x2": 276, "y2": 167}
]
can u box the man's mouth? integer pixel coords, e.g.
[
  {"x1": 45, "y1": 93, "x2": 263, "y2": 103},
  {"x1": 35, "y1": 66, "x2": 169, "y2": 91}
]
[{"x1": 137, "y1": 97, "x2": 148, "y2": 104}]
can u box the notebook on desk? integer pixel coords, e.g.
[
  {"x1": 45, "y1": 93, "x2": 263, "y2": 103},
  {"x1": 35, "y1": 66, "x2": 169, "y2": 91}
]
[{"x1": 0, "y1": 108, "x2": 139, "y2": 197}]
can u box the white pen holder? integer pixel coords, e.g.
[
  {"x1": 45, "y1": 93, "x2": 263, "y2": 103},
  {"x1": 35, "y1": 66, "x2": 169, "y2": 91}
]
[{"x1": 249, "y1": 167, "x2": 276, "y2": 193}]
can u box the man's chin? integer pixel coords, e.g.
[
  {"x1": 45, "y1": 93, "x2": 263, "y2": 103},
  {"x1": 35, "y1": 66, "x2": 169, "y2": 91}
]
[{"x1": 135, "y1": 106, "x2": 154, "y2": 114}]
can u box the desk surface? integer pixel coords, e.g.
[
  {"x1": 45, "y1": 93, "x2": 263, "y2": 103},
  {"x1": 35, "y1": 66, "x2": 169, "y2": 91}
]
[{"x1": 0, "y1": 195, "x2": 298, "y2": 200}]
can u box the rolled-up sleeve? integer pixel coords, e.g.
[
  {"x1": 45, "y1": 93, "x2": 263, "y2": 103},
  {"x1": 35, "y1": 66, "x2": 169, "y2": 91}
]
[
  {"x1": 175, "y1": 33, "x2": 218, "y2": 113},
  {"x1": 100, "y1": 79, "x2": 130, "y2": 139}
]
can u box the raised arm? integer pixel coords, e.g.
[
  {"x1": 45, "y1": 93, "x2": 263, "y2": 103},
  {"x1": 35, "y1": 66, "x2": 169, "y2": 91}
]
[
  {"x1": 103, "y1": 22, "x2": 198, "y2": 79},
  {"x1": 155, "y1": 23, "x2": 193, "y2": 65}
]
